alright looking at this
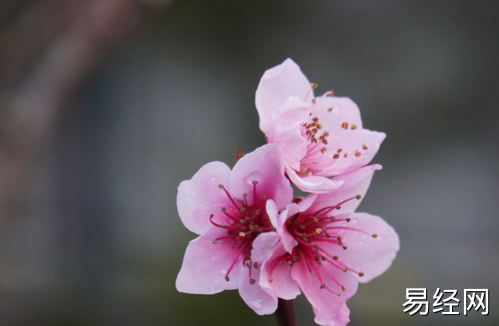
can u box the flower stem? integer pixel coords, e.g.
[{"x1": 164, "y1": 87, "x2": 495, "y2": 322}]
[{"x1": 275, "y1": 298, "x2": 298, "y2": 326}]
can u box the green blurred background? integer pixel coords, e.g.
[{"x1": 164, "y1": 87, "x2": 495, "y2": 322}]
[{"x1": 0, "y1": 0, "x2": 498, "y2": 325}]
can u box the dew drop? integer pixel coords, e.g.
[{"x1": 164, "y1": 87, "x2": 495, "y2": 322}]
[
  {"x1": 248, "y1": 300, "x2": 262, "y2": 310},
  {"x1": 210, "y1": 176, "x2": 217, "y2": 181},
  {"x1": 220, "y1": 269, "x2": 228, "y2": 275},
  {"x1": 358, "y1": 241, "x2": 364, "y2": 246},
  {"x1": 361, "y1": 235, "x2": 368, "y2": 240}
]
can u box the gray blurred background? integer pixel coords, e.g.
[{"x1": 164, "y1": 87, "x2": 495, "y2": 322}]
[{"x1": 0, "y1": 0, "x2": 498, "y2": 325}]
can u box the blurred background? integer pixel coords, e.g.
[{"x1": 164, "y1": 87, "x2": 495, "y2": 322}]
[{"x1": 0, "y1": 0, "x2": 498, "y2": 325}]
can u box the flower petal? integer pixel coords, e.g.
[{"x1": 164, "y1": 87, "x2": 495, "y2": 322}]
[
  {"x1": 256, "y1": 58, "x2": 313, "y2": 130},
  {"x1": 177, "y1": 162, "x2": 231, "y2": 234},
  {"x1": 238, "y1": 233, "x2": 280, "y2": 315},
  {"x1": 176, "y1": 227, "x2": 242, "y2": 294},
  {"x1": 337, "y1": 212, "x2": 399, "y2": 283},
  {"x1": 230, "y1": 144, "x2": 293, "y2": 210},
  {"x1": 264, "y1": 96, "x2": 310, "y2": 171},
  {"x1": 309, "y1": 164, "x2": 382, "y2": 214},
  {"x1": 286, "y1": 166, "x2": 344, "y2": 194},
  {"x1": 259, "y1": 243, "x2": 301, "y2": 300},
  {"x1": 291, "y1": 259, "x2": 356, "y2": 326}
]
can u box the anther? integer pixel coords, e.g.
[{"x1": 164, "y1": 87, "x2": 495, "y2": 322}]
[
  {"x1": 354, "y1": 150, "x2": 361, "y2": 157},
  {"x1": 362, "y1": 143, "x2": 368, "y2": 150},
  {"x1": 269, "y1": 276, "x2": 275, "y2": 283},
  {"x1": 212, "y1": 240, "x2": 217, "y2": 244},
  {"x1": 344, "y1": 153, "x2": 348, "y2": 158},
  {"x1": 320, "y1": 284, "x2": 326, "y2": 289},
  {"x1": 326, "y1": 90, "x2": 334, "y2": 96},
  {"x1": 312, "y1": 98, "x2": 317, "y2": 104},
  {"x1": 260, "y1": 195, "x2": 267, "y2": 200},
  {"x1": 341, "y1": 122, "x2": 348, "y2": 129},
  {"x1": 254, "y1": 263, "x2": 259, "y2": 269},
  {"x1": 221, "y1": 207, "x2": 227, "y2": 212},
  {"x1": 342, "y1": 267, "x2": 348, "y2": 272},
  {"x1": 330, "y1": 216, "x2": 336, "y2": 221},
  {"x1": 249, "y1": 279, "x2": 256, "y2": 284},
  {"x1": 336, "y1": 205, "x2": 341, "y2": 210},
  {"x1": 327, "y1": 107, "x2": 333, "y2": 112},
  {"x1": 218, "y1": 184, "x2": 224, "y2": 189},
  {"x1": 372, "y1": 233, "x2": 378, "y2": 238},
  {"x1": 342, "y1": 246, "x2": 348, "y2": 250},
  {"x1": 252, "y1": 180, "x2": 258, "y2": 185},
  {"x1": 336, "y1": 292, "x2": 341, "y2": 297},
  {"x1": 311, "y1": 83, "x2": 318, "y2": 89},
  {"x1": 225, "y1": 276, "x2": 230, "y2": 282},
  {"x1": 341, "y1": 285, "x2": 347, "y2": 291},
  {"x1": 356, "y1": 194, "x2": 362, "y2": 200},
  {"x1": 333, "y1": 154, "x2": 340, "y2": 159},
  {"x1": 346, "y1": 218, "x2": 351, "y2": 222},
  {"x1": 359, "y1": 272, "x2": 364, "y2": 277},
  {"x1": 316, "y1": 228, "x2": 322, "y2": 234},
  {"x1": 239, "y1": 232, "x2": 246, "y2": 237},
  {"x1": 337, "y1": 148, "x2": 343, "y2": 153},
  {"x1": 333, "y1": 256, "x2": 339, "y2": 260},
  {"x1": 321, "y1": 256, "x2": 326, "y2": 261},
  {"x1": 321, "y1": 147, "x2": 327, "y2": 153},
  {"x1": 337, "y1": 236, "x2": 342, "y2": 241},
  {"x1": 351, "y1": 124, "x2": 357, "y2": 130}
]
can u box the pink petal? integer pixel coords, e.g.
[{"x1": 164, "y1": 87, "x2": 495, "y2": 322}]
[
  {"x1": 286, "y1": 166, "x2": 344, "y2": 194},
  {"x1": 259, "y1": 243, "x2": 301, "y2": 300},
  {"x1": 176, "y1": 227, "x2": 242, "y2": 294},
  {"x1": 264, "y1": 96, "x2": 310, "y2": 171},
  {"x1": 256, "y1": 58, "x2": 313, "y2": 130},
  {"x1": 321, "y1": 129, "x2": 386, "y2": 176},
  {"x1": 230, "y1": 144, "x2": 293, "y2": 210},
  {"x1": 291, "y1": 259, "x2": 356, "y2": 326},
  {"x1": 238, "y1": 233, "x2": 280, "y2": 315},
  {"x1": 177, "y1": 161, "x2": 231, "y2": 234},
  {"x1": 312, "y1": 97, "x2": 363, "y2": 131},
  {"x1": 266, "y1": 200, "x2": 299, "y2": 254},
  {"x1": 337, "y1": 212, "x2": 399, "y2": 283},
  {"x1": 309, "y1": 164, "x2": 382, "y2": 214}
]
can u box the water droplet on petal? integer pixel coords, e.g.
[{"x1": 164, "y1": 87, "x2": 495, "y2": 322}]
[
  {"x1": 210, "y1": 176, "x2": 217, "y2": 181},
  {"x1": 358, "y1": 241, "x2": 364, "y2": 246},
  {"x1": 248, "y1": 300, "x2": 262, "y2": 310},
  {"x1": 220, "y1": 269, "x2": 228, "y2": 275},
  {"x1": 361, "y1": 235, "x2": 368, "y2": 240}
]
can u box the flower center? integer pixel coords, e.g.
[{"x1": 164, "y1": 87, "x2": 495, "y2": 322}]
[
  {"x1": 210, "y1": 181, "x2": 274, "y2": 284},
  {"x1": 269, "y1": 194, "x2": 375, "y2": 295},
  {"x1": 299, "y1": 116, "x2": 333, "y2": 176}
]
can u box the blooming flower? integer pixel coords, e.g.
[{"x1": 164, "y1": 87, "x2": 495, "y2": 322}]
[
  {"x1": 259, "y1": 165, "x2": 399, "y2": 326},
  {"x1": 176, "y1": 144, "x2": 293, "y2": 314},
  {"x1": 255, "y1": 58, "x2": 386, "y2": 193}
]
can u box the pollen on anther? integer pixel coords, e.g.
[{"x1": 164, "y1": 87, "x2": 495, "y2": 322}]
[
  {"x1": 346, "y1": 218, "x2": 351, "y2": 222},
  {"x1": 333, "y1": 154, "x2": 339, "y2": 159},
  {"x1": 218, "y1": 184, "x2": 224, "y2": 189},
  {"x1": 321, "y1": 147, "x2": 327, "y2": 153},
  {"x1": 359, "y1": 272, "x2": 365, "y2": 277},
  {"x1": 320, "y1": 284, "x2": 326, "y2": 289},
  {"x1": 315, "y1": 228, "x2": 322, "y2": 234},
  {"x1": 327, "y1": 107, "x2": 333, "y2": 112},
  {"x1": 372, "y1": 233, "x2": 378, "y2": 238},
  {"x1": 356, "y1": 194, "x2": 362, "y2": 200},
  {"x1": 225, "y1": 276, "x2": 230, "y2": 282},
  {"x1": 351, "y1": 124, "x2": 357, "y2": 130},
  {"x1": 249, "y1": 279, "x2": 256, "y2": 285},
  {"x1": 362, "y1": 143, "x2": 368, "y2": 150},
  {"x1": 239, "y1": 232, "x2": 246, "y2": 237},
  {"x1": 312, "y1": 98, "x2": 317, "y2": 104},
  {"x1": 337, "y1": 148, "x2": 343, "y2": 153}
]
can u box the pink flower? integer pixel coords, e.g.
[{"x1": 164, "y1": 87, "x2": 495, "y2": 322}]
[
  {"x1": 259, "y1": 165, "x2": 399, "y2": 326},
  {"x1": 256, "y1": 59, "x2": 386, "y2": 193},
  {"x1": 176, "y1": 144, "x2": 293, "y2": 314}
]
